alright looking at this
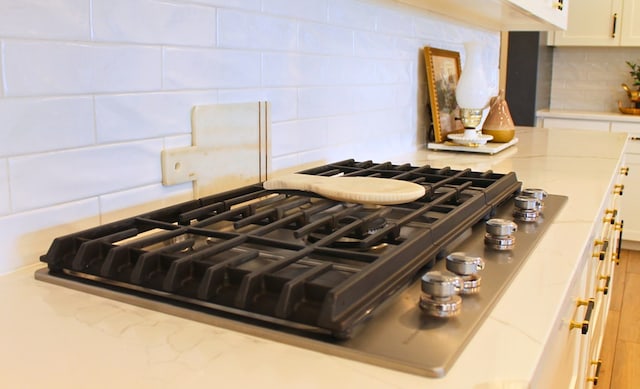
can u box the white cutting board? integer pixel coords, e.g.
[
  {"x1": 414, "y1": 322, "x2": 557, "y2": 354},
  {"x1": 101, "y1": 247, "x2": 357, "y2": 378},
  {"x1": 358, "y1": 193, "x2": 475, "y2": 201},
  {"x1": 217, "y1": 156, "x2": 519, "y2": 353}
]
[
  {"x1": 263, "y1": 174, "x2": 426, "y2": 205},
  {"x1": 161, "y1": 102, "x2": 270, "y2": 198}
]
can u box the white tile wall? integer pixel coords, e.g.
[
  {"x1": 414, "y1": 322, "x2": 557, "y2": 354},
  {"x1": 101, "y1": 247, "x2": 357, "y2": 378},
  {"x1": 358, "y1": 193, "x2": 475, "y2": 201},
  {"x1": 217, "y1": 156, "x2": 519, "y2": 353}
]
[
  {"x1": 550, "y1": 47, "x2": 640, "y2": 112},
  {"x1": 92, "y1": 0, "x2": 216, "y2": 46},
  {"x1": 0, "y1": 0, "x2": 500, "y2": 273}
]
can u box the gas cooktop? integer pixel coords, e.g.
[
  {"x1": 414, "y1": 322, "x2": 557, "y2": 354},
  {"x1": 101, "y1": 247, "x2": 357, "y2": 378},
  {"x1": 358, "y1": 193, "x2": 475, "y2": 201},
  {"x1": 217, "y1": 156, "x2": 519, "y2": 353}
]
[{"x1": 35, "y1": 159, "x2": 566, "y2": 377}]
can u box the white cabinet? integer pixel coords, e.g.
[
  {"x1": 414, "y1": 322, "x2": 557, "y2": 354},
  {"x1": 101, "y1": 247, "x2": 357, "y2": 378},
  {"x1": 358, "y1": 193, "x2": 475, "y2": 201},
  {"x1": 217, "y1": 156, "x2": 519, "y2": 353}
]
[
  {"x1": 550, "y1": 0, "x2": 640, "y2": 46},
  {"x1": 397, "y1": 0, "x2": 568, "y2": 31},
  {"x1": 533, "y1": 150, "x2": 624, "y2": 388},
  {"x1": 536, "y1": 111, "x2": 640, "y2": 248}
]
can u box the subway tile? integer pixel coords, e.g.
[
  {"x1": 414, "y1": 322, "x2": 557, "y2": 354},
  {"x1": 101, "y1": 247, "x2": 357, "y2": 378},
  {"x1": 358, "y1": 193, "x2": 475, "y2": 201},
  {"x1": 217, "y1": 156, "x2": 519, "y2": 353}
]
[
  {"x1": 354, "y1": 30, "x2": 402, "y2": 59},
  {"x1": 0, "y1": 199, "x2": 100, "y2": 273},
  {"x1": 0, "y1": 97, "x2": 94, "y2": 157},
  {"x1": 163, "y1": 48, "x2": 260, "y2": 89},
  {"x1": 271, "y1": 118, "x2": 328, "y2": 156},
  {"x1": 164, "y1": 134, "x2": 193, "y2": 149},
  {"x1": 100, "y1": 183, "x2": 193, "y2": 223},
  {"x1": 95, "y1": 91, "x2": 218, "y2": 143},
  {"x1": 262, "y1": 0, "x2": 328, "y2": 22},
  {"x1": 262, "y1": 53, "x2": 329, "y2": 87},
  {"x1": 352, "y1": 85, "x2": 403, "y2": 112},
  {"x1": 218, "y1": 9, "x2": 297, "y2": 51},
  {"x1": 327, "y1": 0, "x2": 377, "y2": 30},
  {"x1": 0, "y1": 0, "x2": 90, "y2": 40},
  {"x1": 298, "y1": 86, "x2": 355, "y2": 118},
  {"x1": 3, "y1": 41, "x2": 162, "y2": 96},
  {"x1": 0, "y1": 159, "x2": 9, "y2": 216},
  {"x1": 182, "y1": 0, "x2": 260, "y2": 10},
  {"x1": 324, "y1": 56, "x2": 378, "y2": 85},
  {"x1": 298, "y1": 22, "x2": 353, "y2": 56},
  {"x1": 93, "y1": 0, "x2": 215, "y2": 46},
  {"x1": 375, "y1": 7, "x2": 414, "y2": 36},
  {"x1": 218, "y1": 88, "x2": 298, "y2": 122},
  {"x1": 9, "y1": 140, "x2": 164, "y2": 212},
  {"x1": 375, "y1": 59, "x2": 412, "y2": 84}
]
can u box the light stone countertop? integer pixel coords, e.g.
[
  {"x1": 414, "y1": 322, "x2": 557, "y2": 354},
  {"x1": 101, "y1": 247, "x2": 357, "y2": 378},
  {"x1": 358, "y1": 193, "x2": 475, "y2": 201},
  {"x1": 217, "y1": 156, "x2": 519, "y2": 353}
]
[
  {"x1": 0, "y1": 127, "x2": 628, "y2": 389},
  {"x1": 537, "y1": 108, "x2": 640, "y2": 123}
]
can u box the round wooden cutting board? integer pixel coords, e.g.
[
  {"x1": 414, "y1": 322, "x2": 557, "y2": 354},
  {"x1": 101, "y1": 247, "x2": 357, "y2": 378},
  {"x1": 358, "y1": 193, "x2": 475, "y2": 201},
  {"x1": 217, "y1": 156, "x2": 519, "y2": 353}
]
[{"x1": 263, "y1": 174, "x2": 426, "y2": 205}]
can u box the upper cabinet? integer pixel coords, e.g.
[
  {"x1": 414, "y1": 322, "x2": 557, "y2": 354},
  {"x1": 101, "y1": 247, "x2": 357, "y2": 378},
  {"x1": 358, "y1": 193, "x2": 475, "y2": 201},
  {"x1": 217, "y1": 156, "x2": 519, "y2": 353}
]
[
  {"x1": 550, "y1": 0, "x2": 640, "y2": 46},
  {"x1": 397, "y1": 0, "x2": 568, "y2": 31}
]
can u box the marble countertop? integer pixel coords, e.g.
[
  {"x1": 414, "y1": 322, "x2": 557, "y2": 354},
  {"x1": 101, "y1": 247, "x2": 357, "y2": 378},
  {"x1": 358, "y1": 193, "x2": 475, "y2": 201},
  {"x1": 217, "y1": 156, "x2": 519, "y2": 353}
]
[
  {"x1": 537, "y1": 108, "x2": 640, "y2": 122},
  {"x1": 0, "y1": 127, "x2": 628, "y2": 388}
]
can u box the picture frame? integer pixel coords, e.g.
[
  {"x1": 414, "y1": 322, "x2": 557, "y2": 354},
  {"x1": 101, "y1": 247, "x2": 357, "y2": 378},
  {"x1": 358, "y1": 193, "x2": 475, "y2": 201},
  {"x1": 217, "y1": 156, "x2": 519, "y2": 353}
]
[{"x1": 423, "y1": 47, "x2": 464, "y2": 143}]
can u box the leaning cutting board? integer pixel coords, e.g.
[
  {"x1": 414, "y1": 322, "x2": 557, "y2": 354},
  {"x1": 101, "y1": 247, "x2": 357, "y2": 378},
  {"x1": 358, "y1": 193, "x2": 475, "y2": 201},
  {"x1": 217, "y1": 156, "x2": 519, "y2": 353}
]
[{"x1": 263, "y1": 174, "x2": 426, "y2": 205}]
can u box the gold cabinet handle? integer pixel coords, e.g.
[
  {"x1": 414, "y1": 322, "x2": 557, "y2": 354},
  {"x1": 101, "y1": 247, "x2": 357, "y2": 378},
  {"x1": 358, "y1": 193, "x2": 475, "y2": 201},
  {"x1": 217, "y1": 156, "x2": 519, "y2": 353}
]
[
  {"x1": 593, "y1": 239, "x2": 608, "y2": 260},
  {"x1": 620, "y1": 167, "x2": 630, "y2": 176},
  {"x1": 587, "y1": 359, "x2": 602, "y2": 385},
  {"x1": 597, "y1": 275, "x2": 611, "y2": 295},
  {"x1": 570, "y1": 299, "x2": 595, "y2": 334},
  {"x1": 612, "y1": 13, "x2": 618, "y2": 38},
  {"x1": 553, "y1": 1, "x2": 564, "y2": 11},
  {"x1": 614, "y1": 184, "x2": 624, "y2": 195}
]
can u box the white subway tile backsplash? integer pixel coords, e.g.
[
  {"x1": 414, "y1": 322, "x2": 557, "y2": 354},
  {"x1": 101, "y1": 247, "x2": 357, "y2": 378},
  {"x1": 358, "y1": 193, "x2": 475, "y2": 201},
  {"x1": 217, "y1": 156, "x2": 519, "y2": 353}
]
[
  {"x1": 95, "y1": 91, "x2": 218, "y2": 143},
  {"x1": 0, "y1": 159, "x2": 9, "y2": 216},
  {"x1": 100, "y1": 183, "x2": 193, "y2": 223},
  {"x1": 271, "y1": 118, "x2": 328, "y2": 156},
  {"x1": 0, "y1": 97, "x2": 95, "y2": 157},
  {"x1": 324, "y1": 56, "x2": 378, "y2": 85},
  {"x1": 375, "y1": 7, "x2": 414, "y2": 36},
  {"x1": 262, "y1": 53, "x2": 329, "y2": 87},
  {"x1": 218, "y1": 88, "x2": 298, "y2": 122},
  {"x1": 354, "y1": 31, "x2": 402, "y2": 59},
  {"x1": 262, "y1": 0, "x2": 328, "y2": 22},
  {"x1": 218, "y1": 9, "x2": 297, "y2": 51},
  {"x1": 0, "y1": 199, "x2": 100, "y2": 274},
  {"x1": 298, "y1": 22, "x2": 354, "y2": 56},
  {"x1": 0, "y1": 0, "x2": 90, "y2": 40},
  {"x1": 327, "y1": 0, "x2": 377, "y2": 31},
  {"x1": 9, "y1": 140, "x2": 164, "y2": 212},
  {"x1": 180, "y1": 0, "x2": 260, "y2": 11},
  {"x1": 3, "y1": 41, "x2": 162, "y2": 96},
  {"x1": 92, "y1": 0, "x2": 216, "y2": 46},
  {"x1": 163, "y1": 48, "x2": 260, "y2": 89},
  {"x1": 298, "y1": 86, "x2": 355, "y2": 118},
  {"x1": 352, "y1": 85, "x2": 403, "y2": 112}
]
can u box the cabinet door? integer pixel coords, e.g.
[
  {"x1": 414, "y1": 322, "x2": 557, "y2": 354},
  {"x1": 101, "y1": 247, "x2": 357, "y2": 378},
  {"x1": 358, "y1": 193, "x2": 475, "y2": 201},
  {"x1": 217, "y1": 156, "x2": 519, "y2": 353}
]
[
  {"x1": 541, "y1": 118, "x2": 610, "y2": 132},
  {"x1": 621, "y1": 0, "x2": 640, "y2": 45},
  {"x1": 552, "y1": 0, "x2": 622, "y2": 46}
]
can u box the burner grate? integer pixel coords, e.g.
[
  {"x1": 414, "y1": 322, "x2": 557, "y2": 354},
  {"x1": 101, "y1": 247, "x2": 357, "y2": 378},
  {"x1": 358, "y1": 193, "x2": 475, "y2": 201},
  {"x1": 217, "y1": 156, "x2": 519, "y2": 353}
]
[{"x1": 40, "y1": 159, "x2": 521, "y2": 337}]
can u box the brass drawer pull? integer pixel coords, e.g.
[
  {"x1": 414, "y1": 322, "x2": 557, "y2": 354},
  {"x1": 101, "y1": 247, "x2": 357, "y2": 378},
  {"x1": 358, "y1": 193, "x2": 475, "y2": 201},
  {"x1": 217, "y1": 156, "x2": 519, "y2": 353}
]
[
  {"x1": 587, "y1": 359, "x2": 602, "y2": 385},
  {"x1": 598, "y1": 275, "x2": 611, "y2": 295},
  {"x1": 570, "y1": 299, "x2": 595, "y2": 334}
]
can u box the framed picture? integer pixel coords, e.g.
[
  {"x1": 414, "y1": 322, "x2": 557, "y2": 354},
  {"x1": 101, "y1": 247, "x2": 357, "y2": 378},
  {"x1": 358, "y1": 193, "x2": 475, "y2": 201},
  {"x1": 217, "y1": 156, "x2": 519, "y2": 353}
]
[{"x1": 423, "y1": 47, "x2": 464, "y2": 143}]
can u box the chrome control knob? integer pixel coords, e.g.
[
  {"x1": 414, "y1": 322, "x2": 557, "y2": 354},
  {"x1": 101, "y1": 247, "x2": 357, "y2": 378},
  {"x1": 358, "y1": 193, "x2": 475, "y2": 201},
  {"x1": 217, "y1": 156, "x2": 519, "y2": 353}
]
[
  {"x1": 446, "y1": 252, "x2": 485, "y2": 295},
  {"x1": 514, "y1": 195, "x2": 541, "y2": 222},
  {"x1": 419, "y1": 270, "x2": 463, "y2": 318},
  {"x1": 485, "y1": 218, "x2": 517, "y2": 250},
  {"x1": 421, "y1": 270, "x2": 461, "y2": 297}
]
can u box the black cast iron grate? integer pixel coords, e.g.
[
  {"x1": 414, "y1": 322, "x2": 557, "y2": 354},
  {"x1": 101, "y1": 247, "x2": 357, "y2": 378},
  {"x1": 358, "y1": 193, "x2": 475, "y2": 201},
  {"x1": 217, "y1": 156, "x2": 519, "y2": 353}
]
[{"x1": 40, "y1": 159, "x2": 521, "y2": 337}]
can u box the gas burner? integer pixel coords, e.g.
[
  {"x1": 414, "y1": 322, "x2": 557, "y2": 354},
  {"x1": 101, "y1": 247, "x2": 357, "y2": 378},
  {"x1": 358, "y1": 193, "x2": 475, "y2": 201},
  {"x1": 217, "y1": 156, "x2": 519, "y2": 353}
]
[
  {"x1": 513, "y1": 195, "x2": 542, "y2": 222},
  {"x1": 484, "y1": 218, "x2": 518, "y2": 250},
  {"x1": 305, "y1": 206, "x2": 391, "y2": 250},
  {"x1": 445, "y1": 252, "x2": 485, "y2": 294},
  {"x1": 419, "y1": 270, "x2": 462, "y2": 318}
]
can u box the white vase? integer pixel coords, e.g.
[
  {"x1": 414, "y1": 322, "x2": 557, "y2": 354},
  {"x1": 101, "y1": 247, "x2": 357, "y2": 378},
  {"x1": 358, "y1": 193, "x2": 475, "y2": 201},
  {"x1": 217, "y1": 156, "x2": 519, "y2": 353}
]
[{"x1": 455, "y1": 42, "x2": 490, "y2": 110}]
